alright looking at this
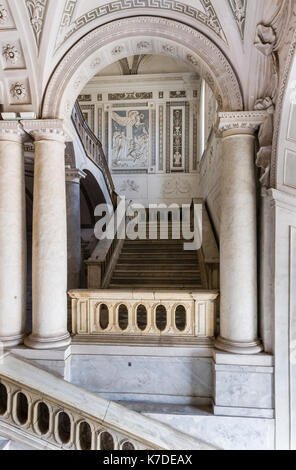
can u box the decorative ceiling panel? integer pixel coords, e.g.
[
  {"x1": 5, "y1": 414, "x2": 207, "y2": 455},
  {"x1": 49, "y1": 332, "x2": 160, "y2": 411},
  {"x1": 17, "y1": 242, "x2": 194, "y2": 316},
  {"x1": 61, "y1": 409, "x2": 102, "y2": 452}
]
[
  {"x1": 55, "y1": 0, "x2": 226, "y2": 50},
  {"x1": 25, "y1": 0, "x2": 48, "y2": 47}
]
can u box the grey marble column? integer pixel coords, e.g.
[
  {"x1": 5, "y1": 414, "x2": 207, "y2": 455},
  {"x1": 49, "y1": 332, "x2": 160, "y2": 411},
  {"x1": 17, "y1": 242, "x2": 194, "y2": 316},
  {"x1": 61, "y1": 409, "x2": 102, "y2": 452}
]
[{"x1": 66, "y1": 169, "x2": 86, "y2": 290}]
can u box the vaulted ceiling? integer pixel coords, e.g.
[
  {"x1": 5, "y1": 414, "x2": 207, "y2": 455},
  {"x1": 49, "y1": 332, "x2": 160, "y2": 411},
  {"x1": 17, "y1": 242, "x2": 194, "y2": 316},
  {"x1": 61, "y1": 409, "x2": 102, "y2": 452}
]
[{"x1": 0, "y1": 0, "x2": 295, "y2": 116}]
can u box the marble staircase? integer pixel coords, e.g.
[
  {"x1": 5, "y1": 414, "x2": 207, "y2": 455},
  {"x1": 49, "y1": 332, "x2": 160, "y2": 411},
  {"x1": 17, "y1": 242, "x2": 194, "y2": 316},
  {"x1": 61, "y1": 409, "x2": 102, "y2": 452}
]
[{"x1": 109, "y1": 233, "x2": 203, "y2": 289}]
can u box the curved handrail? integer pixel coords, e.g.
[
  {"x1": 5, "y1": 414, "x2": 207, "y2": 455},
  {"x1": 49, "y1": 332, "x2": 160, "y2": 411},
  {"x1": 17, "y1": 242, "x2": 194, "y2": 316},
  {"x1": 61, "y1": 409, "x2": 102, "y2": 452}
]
[{"x1": 72, "y1": 101, "x2": 117, "y2": 206}]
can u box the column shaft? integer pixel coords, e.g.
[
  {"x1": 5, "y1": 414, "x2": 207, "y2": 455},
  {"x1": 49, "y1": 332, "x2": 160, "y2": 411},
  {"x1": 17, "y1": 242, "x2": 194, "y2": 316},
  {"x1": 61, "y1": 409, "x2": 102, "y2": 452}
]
[
  {"x1": 215, "y1": 118, "x2": 264, "y2": 354},
  {"x1": 0, "y1": 127, "x2": 26, "y2": 347},
  {"x1": 23, "y1": 121, "x2": 70, "y2": 349}
]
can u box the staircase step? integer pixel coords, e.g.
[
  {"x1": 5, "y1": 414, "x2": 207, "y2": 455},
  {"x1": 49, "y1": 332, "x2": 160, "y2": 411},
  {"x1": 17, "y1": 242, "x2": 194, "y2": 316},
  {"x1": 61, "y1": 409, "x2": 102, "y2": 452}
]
[{"x1": 114, "y1": 265, "x2": 201, "y2": 272}]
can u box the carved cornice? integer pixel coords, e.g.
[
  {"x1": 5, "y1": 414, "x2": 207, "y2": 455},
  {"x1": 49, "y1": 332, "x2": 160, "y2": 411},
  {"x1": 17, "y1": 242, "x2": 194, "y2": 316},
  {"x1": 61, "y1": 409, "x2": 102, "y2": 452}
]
[
  {"x1": 21, "y1": 119, "x2": 68, "y2": 143},
  {"x1": 0, "y1": 121, "x2": 26, "y2": 143},
  {"x1": 217, "y1": 111, "x2": 268, "y2": 136}
]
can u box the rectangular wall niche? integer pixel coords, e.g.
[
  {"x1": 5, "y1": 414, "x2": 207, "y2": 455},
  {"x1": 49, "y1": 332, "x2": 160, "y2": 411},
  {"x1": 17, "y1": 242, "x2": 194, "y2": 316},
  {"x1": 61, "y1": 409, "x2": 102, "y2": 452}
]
[{"x1": 110, "y1": 108, "x2": 150, "y2": 171}]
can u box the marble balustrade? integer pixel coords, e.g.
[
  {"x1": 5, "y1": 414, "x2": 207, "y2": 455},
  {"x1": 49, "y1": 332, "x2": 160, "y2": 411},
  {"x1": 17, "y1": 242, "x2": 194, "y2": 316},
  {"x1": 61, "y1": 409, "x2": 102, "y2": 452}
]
[{"x1": 69, "y1": 290, "x2": 219, "y2": 338}]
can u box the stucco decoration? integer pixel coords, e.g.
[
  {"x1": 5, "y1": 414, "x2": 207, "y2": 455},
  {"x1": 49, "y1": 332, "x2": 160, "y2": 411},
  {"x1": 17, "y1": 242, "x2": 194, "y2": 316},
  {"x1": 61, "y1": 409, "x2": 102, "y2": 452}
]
[
  {"x1": 43, "y1": 17, "x2": 243, "y2": 121},
  {"x1": 2, "y1": 44, "x2": 20, "y2": 64},
  {"x1": 228, "y1": 0, "x2": 246, "y2": 39},
  {"x1": 25, "y1": 0, "x2": 48, "y2": 46},
  {"x1": 254, "y1": 97, "x2": 274, "y2": 187},
  {"x1": 0, "y1": 3, "x2": 8, "y2": 24},
  {"x1": 56, "y1": 0, "x2": 226, "y2": 50}
]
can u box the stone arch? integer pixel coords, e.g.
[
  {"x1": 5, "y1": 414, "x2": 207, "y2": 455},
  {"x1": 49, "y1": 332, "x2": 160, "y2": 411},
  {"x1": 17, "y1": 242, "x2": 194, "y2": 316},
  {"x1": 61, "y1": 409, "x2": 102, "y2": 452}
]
[
  {"x1": 271, "y1": 32, "x2": 296, "y2": 191},
  {"x1": 42, "y1": 16, "x2": 243, "y2": 121}
]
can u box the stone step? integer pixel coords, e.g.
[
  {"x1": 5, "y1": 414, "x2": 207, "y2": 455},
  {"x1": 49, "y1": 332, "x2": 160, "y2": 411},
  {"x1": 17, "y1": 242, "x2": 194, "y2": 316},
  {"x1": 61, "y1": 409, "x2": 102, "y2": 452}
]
[
  {"x1": 114, "y1": 265, "x2": 201, "y2": 272},
  {"x1": 112, "y1": 271, "x2": 201, "y2": 279},
  {"x1": 109, "y1": 282, "x2": 203, "y2": 288}
]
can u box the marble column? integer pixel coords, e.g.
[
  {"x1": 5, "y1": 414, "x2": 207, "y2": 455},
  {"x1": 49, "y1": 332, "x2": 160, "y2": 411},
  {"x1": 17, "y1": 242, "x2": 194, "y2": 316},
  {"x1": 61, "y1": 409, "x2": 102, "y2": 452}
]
[
  {"x1": 66, "y1": 169, "x2": 86, "y2": 330},
  {"x1": 215, "y1": 112, "x2": 266, "y2": 354},
  {"x1": 22, "y1": 120, "x2": 70, "y2": 349},
  {"x1": 0, "y1": 122, "x2": 26, "y2": 347}
]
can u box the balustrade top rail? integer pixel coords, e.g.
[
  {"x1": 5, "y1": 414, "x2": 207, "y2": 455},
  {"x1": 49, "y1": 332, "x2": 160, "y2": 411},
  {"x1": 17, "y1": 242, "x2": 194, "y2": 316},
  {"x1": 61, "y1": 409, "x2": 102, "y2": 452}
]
[
  {"x1": 0, "y1": 353, "x2": 215, "y2": 450},
  {"x1": 72, "y1": 101, "x2": 116, "y2": 205}
]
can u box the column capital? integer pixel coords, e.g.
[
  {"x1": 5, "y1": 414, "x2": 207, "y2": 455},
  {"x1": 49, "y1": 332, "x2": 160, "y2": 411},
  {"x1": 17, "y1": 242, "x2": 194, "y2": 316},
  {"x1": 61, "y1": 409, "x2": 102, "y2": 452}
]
[
  {"x1": 0, "y1": 121, "x2": 26, "y2": 143},
  {"x1": 65, "y1": 168, "x2": 87, "y2": 184},
  {"x1": 217, "y1": 111, "x2": 268, "y2": 137},
  {"x1": 21, "y1": 119, "x2": 71, "y2": 143}
]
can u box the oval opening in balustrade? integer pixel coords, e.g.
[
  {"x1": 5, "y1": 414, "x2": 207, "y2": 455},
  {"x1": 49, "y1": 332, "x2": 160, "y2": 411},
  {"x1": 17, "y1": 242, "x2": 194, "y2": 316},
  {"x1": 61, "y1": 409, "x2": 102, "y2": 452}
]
[
  {"x1": 79, "y1": 421, "x2": 92, "y2": 450},
  {"x1": 156, "y1": 305, "x2": 167, "y2": 331},
  {"x1": 16, "y1": 392, "x2": 28, "y2": 425},
  {"x1": 99, "y1": 304, "x2": 109, "y2": 330},
  {"x1": 37, "y1": 402, "x2": 50, "y2": 435},
  {"x1": 100, "y1": 431, "x2": 114, "y2": 450},
  {"x1": 175, "y1": 305, "x2": 187, "y2": 331},
  {"x1": 122, "y1": 441, "x2": 135, "y2": 450},
  {"x1": 118, "y1": 304, "x2": 128, "y2": 331},
  {"x1": 57, "y1": 412, "x2": 71, "y2": 444},
  {"x1": 0, "y1": 383, "x2": 8, "y2": 415},
  {"x1": 137, "y1": 304, "x2": 147, "y2": 331}
]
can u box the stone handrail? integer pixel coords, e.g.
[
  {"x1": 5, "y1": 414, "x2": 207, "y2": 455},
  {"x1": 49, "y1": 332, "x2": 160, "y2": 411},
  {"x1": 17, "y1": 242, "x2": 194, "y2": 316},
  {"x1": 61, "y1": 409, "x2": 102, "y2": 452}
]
[
  {"x1": 0, "y1": 354, "x2": 215, "y2": 450},
  {"x1": 72, "y1": 101, "x2": 116, "y2": 206},
  {"x1": 69, "y1": 290, "x2": 219, "y2": 338}
]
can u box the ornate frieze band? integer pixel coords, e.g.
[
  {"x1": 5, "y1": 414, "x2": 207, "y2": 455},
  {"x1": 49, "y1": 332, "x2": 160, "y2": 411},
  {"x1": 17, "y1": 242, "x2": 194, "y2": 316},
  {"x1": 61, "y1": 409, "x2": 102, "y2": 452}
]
[
  {"x1": 56, "y1": 0, "x2": 226, "y2": 50},
  {"x1": 21, "y1": 119, "x2": 68, "y2": 142},
  {"x1": 0, "y1": 121, "x2": 26, "y2": 143}
]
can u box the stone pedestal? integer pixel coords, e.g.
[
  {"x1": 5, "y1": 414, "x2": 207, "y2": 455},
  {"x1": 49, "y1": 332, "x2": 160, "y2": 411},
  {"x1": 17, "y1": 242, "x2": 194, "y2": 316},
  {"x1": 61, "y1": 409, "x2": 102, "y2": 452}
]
[
  {"x1": 215, "y1": 112, "x2": 266, "y2": 355},
  {"x1": 22, "y1": 120, "x2": 70, "y2": 349},
  {"x1": 0, "y1": 122, "x2": 26, "y2": 347}
]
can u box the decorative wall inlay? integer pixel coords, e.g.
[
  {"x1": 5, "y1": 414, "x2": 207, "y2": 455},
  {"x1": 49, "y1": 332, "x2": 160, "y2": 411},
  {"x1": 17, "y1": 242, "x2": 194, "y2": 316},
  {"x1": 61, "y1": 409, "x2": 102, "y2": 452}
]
[
  {"x1": 98, "y1": 108, "x2": 103, "y2": 141},
  {"x1": 171, "y1": 108, "x2": 184, "y2": 170},
  {"x1": 97, "y1": 94, "x2": 102, "y2": 102},
  {"x1": 10, "y1": 82, "x2": 27, "y2": 101},
  {"x1": 159, "y1": 92, "x2": 164, "y2": 99},
  {"x1": 112, "y1": 102, "x2": 149, "y2": 108},
  {"x1": 228, "y1": 0, "x2": 246, "y2": 39},
  {"x1": 78, "y1": 94, "x2": 91, "y2": 102},
  {"x1": 163, "y1": 177, "x2": 192, "y2": 196},
  {"x1": 80, "y1": 104, "x2": 95, "y2": 132},
  {"x1": 25, "y1": 0, "x2": 47, "y2": 46},
  {"x1": 162, "y1": 43, "x2": 176, "y2": 55},
  {"x1": 108, "y1": 92, "x2": 153, "y2": 101},
  {"x1": 193, "y1": 112, "x2": 198, "y2": 171},
  {"x1": 111, "y1": 108, "x2": 149, "y2": 170},
  {"x1": 166, "y1": 101, "x2": 189, "y2": 173},
  {"x1": 170, "y1": 91, "x2": 186, "y2": 99},
  {"x1": 55, "y1": 0, "x2": 226, "y2": 50},
  {"x1": 159, "y1": 105, "x2": 164, "y2": 172},
  {"x1": 2, "y1": 43, "x2": 19, "y2": 64},
  {"x1": 119, "y1": 179, "x2": 140, "y2": 193},
  {"x1": 104, "y1": 111, "x2": 109, "y2": 158},
  {"x1": 0, "y1": 3, "x2": 8, "y2": 24},
  {"x1": 151, "y1": 108, "x2": 156, "y2": 167},
  {"x1": 186, "y1": 54, "x2": 199, "y2": 66}
]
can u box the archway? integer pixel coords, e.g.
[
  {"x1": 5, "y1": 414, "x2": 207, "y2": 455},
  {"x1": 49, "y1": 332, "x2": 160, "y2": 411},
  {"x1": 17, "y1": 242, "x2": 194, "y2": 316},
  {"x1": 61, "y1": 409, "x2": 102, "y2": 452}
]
[{"x1": 42, "y1": 16, "x2": 243, "y2": 122}]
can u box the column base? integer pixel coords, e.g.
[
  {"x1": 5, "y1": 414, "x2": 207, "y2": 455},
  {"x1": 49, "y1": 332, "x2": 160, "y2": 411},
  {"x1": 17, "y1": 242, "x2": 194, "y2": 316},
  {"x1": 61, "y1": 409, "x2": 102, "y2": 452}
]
[
  {"x1": 215, "y1": 336, "x2": 263, "y2": 355},
  {"x1": 0, "y1": 333, "x2": 24, "y2": 348},
  {"x1": 24, "y1": 332, "x2": 71, "y2": 350}
]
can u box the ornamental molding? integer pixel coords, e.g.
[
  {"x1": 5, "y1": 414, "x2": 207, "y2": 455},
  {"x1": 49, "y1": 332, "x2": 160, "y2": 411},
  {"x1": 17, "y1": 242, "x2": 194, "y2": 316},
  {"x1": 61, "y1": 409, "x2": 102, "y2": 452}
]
[
  {"x1": 0, "y1": 121, "x2": 26, "y2": 143},
  {"x1": 56, "y1": 0, "x2": 226, "y2": 50},
  {"x1": 43, "y1": 16, "x2": 242, "y2": 121},
  {"x1": 10, "y1": 82, "x2": 27, "y2": 101},
  {"x1": 2, "y1": 44, "x2": 20, "y2": 64},
  {"x1": 25, "y1": 0, "x2": 48, "y2": 47},
  {"x1": 217, "y1": 111, "x2": 268, "y2": 135},
  {"x1": 0, "y1": 3, "x2": 8, "y2": 25},
  {"x1": 21, "y1": 119, "x2": 69, "y2": 142},
  {"x1": 228, "y1": 0, "x2": 246, "y2": 39}
]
